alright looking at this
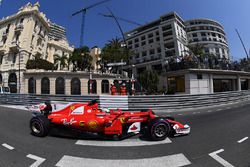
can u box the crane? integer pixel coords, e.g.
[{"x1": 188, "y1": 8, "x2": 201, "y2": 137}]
[
  {"x1": 99, "y1": 13, "x2": 142, "y2": 26},
  {"x1": 235, "y1": 29, "x2": 249, "y2": 60},
  {"x1": 72, "y1": 0, "x2": 111, "y2": 47}
]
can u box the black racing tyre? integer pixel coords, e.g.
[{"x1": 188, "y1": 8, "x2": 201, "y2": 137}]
[
  {"x1": 148, "y1": 119, "x2": 170, "y2": 141},
  {"x1": 30, "y1": 116, "x2": 50, "y2": 137}
]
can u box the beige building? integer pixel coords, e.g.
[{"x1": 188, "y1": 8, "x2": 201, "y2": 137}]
[{"x1": 0, "y1": 2, "x2": 73, "y2": 93}]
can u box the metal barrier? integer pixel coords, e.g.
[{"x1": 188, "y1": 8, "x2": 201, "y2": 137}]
[{"x1": 0, "y1": 90, "x2": 249, "y2": 111}]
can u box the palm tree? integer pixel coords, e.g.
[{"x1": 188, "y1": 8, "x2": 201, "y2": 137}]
[
  {"x1": 186, "y1": 43, "x2": 205, "y2": 68},
  {"x1": 54, "y1": 54, "x2": 68, "y2": 70}
]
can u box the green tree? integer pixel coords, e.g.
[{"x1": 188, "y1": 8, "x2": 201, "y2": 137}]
[
  {"x1": 54, "y1": 54, "x2": 68, "y2": 70},
  {"x1": 139, "y1": 70, "x2": 159, "y2": 94},
  {"x1": 101, "y1": 37, "x2": 131, "y2": 65},
  {"x1": 70, "y1": 46, "x2": 93, "y2": 71},
  {"x1": 185, "y1": 43, "x2": 205, "y2": 68}
]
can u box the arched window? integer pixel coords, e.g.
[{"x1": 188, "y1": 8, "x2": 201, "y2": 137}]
[
  {"x1": 28, "y1": 77, "x2": 36, "y2": 94},
  {"x1": 8, "y1": 73, "x2": 17, "y2": 93},
  {"x1": 88, "y1": 79, "x2": 97, "y2": 94},
  {"x1": 56, "y1": 77, "x2": 65, "y2": 94},
  {"x1": 101, "y1": 80, "x2": 109, "y2": 94},
  {"x1": 0, "y1": 74, "x2": 2, "y2": 85},
  {"x1": 41, "y1": 77, "x2": 50, "y2": 94},
  {"x1": 71, "y1": 77, "x2": 81, "y2": 95}
]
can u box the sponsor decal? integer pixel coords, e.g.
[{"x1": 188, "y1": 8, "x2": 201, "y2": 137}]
[
  {"x1": 87, "y1": 109, "x2": 92, "y2": 113},
  {"x1": 127, "y1": 122, "x2": 141, "y2": 133},
  {"x1": 71, "y1": 106, "x2": 84, "y2": 115},
  {"x1": 79, "y1": 121, "x2": 85, "y2": 127},
  {"x1": 61, "y1": 118, "x2": 77, "y2": 125},
  {"x1": 88, "y1": 121, "x2": 99, "y2": 129}
]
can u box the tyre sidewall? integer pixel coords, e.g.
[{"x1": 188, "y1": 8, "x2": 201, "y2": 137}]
[
  {"x1": 149, "y1": 119, "x2": 170, "y2": 141},
  {"x1": 30, "y1": 116, "x2": 50, "y2": 137}
]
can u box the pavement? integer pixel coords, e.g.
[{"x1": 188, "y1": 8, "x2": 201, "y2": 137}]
[{"x1": 0, "y1": 100, "x2": 249, "y2": 167}]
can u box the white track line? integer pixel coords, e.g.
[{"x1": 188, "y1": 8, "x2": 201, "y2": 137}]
[
  {"x1": 76, "y1": 138, "x2": 172, "y2": 147},
  {"x1": 2, "y1": 143, "x2": 14, "y2": 150},
  {"x1": 209, "y1": 149, "x2": 234, "y2": 167},
  {"x1": 216, "y1": 109, "x2": 222, "y2": 111},
  {"x1": 55, "y1": 153, "x2": 191, "y2": 167},
  {"x1": 207, "y1": 110, "x2": 212, "y2": 113},
  {"x1": 237, "y1": 137, "x2": 248, "y2": 143},
  {"x1": 26, "y1": 154, "x2": 46, "y2": 167}
]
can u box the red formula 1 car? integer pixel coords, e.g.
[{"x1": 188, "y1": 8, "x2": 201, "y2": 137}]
[{"x1": 30, "y1": 100, "x2": 190, "y2": 141}]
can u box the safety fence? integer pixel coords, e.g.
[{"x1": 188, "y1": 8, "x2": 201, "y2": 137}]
[{"x1": 0, "y1": 90, "x2": 249, "y2": 111}]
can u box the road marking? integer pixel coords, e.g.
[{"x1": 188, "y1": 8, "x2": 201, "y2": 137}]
[
  {"x1": 26, "y1": 154, "x2": 46, "y2": 167},
  {"x1": 216, "y1": 109, "x2": 222, "y2": 111},
  {"x1": 209, "y1": 149, "x2": 234, "y2": 167},
  {"x1": 55, "y1": 153, "x2": 191, "y2": 167},
  {"x1": 178, "y1": 114, "x2": 183, "y2": 116},
  {"x1": 207, "y1": 110, "x2": 212, "y2": 113},
  {"x1": 226, "y1": 107, "x2": 231, "y2": 110},
  {"x1": 2, "y1": 143, "x2": 14, "y2": 150},
  {"x1": 237, "y1": 137, "x2": 248, "y2": 143},
  {"x1": 76, "y1": 138, "x2": 172, "y2": 147}
]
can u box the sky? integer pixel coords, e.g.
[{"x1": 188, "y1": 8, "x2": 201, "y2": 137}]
[{"x1": 0, "y1": 0, "x2": 250, "y2": 60}]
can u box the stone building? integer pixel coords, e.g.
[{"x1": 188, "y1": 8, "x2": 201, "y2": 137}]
[{"x1": 0, "y1": 2, "x2": 73, "y2": 93}]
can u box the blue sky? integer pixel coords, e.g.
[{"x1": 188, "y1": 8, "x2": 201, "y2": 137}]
[{"x1": 0, "y1": 0, "x2": 250, "y2": 60}]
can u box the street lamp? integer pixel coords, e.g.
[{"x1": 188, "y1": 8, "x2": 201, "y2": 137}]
[
  {"x1": 131, "y1": 64, "x2": 135, "y2": 96},
  {"x1": 16, "y1": 41, "x2": 21, "y2": 94}
]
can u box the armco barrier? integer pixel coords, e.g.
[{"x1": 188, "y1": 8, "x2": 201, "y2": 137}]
[{"x1": 0, "y1": 90, "x2": 249, "y2": 111}]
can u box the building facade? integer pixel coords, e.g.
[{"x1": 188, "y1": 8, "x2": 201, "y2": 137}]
[
  {"x1": 185, "y1": 19, "x2": 230, "y2": 60},
  {"x1": 0, "y1": 2, "x2": 73, "y2": 93},
  {"x1": 124, "y1": 12, "x2": 230, "y2": 76},
  {"x1": 125, "y1": 12, "x2": 188, "y2": 76}
]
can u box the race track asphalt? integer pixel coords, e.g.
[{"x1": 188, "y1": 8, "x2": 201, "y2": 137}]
[{"x1": 0, "y1": 101, "x2": 249, "y2": 167}]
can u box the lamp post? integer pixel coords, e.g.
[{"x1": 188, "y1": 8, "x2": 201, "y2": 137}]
[
  {"x1": 16, "y1": 41, "x2": 21, "y2": 94},
  {"x1": 131, "y1": 64, "x2": 135, "y2": 96},
  {"x1": 89, "y1": 69, "x2": 92, "y2": 94}
]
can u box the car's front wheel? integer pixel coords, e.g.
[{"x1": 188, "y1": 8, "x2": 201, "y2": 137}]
[
  {"x1": 148, "y1": 119, "x2": 170, "y2": 141},
  {"x1": 30, "y1": 116, "x2": 50, "y2": 137}
]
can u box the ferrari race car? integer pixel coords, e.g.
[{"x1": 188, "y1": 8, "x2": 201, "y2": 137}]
[{"x1": 29, "y1": 100, "x2": 190, "y2": 141}]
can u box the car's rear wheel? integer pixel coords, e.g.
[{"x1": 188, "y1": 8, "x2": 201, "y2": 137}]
[
  {"x1": 30, "y1": 116, "x2": 50, "y2": 137},
  {"x1": 148, "y1": 119, "x2": 170, "y2": 141}
]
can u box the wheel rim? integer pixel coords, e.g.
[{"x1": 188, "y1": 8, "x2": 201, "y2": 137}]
[
  {"x1": 154, "y1": 124, "x2": 167, "y2": 138},
  {"x1": 31, "y1": 121, "x2": 41, "y2": 134}
]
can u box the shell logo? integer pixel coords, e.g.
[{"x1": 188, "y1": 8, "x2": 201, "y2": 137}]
[
  {"x1": 120, "y1": 117, "x2": 126, "y2": 123},
  {"x1": 88, "y1": 121, "x2": 98, "y2": 129}
]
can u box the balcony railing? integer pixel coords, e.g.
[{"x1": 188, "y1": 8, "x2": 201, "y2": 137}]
[{"x1": 15, "y1": 24, "x2": 24, "y2": 32}]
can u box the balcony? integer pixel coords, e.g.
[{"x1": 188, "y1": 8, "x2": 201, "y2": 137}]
[
  {"x1": 9, "y1": 41, "x2": 19, "y2": 50},
  {"x1": 2, "y1": 31, "x2": 8, "y2": 38},
  {"x1": 15, "y1": 24, "x2": 24, "y2": 32}
]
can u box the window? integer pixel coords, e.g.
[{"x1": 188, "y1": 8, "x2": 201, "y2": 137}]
[
  {"x1": 202, "y1": 38, "x2": 207, "y2": 41},
  {"x1": 162, "y1": 25, "x2": 172, "y2": 31},
  {"x1": 201, "y1": 32, "x2": 206, "y2": 36},
  {"x1": 192, "y1": 33, "x2": 198, "y2": 37},
  {"x1": 134, "y1": 38, "x2": 139, "y2": 43},
  {"x1": 148, "y1": 39, "x2": 154, "y2": 44},
  {"x1": 141, "y1": 36, "x2": 146, "y2": 40},
  {"x1": 28, "y1": 77, "x2": 36, "y2": 94},
  {"x1": 8, "y1": 73, "x2": 17, "y2": 93},
  {"x1": 163, "y1": 31, "x2": 173, "y2": 37},
  {"x1": 71, "y1": 78, "x2": 81, "y2": 95},
  {"x1": 101, "y1": 80, "x2": 109, "y2": 94},
  {"x1": 156, "y1": 37, "x2": 160, "y2": 41},
  {"x1": 141, "y1": 41, "x2": 146, "y2": 46},
  {"x1": 12, "y1": 53, "x2": 17, "y2": 64},
  {"x1": 128, "y1": 40, "x2": 132, "y2": 45},
  {"x1": 136, "y1": 53, "x2": 140, "y2": 58},
  {"x1": 149, "y1": 49, "x2": 155, "y2": 55},
  {"x1": 148, "y1": 33, "x2": 153, "y2": 38},
  {"x1": 142, "y1": 51, "x2": 147, "y2": 57},
  {"x1": 0, "y1": 55, "x2": 3, "y2": 65},
  {"x1": 155, "y1": 31, "x2": 159, "y2": 36},
  {"x1": 157, "y1": 48, "x2": 161, "y2": 53},
  {"x1": 41, "y1": 77, "x2": 50, "y2": 94},
  {"x1": 56, "y1": 77, "x2": 65, "y2": 94},
  {"x1": 212, "y1": 33, "x2": 216, "y2": 37},
  {"x1": 134, "y1": 43, "x2": 139, "y2": 48},
  {"x1": 197, "y1": 74, "x2": 203, "y2": 80}
]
